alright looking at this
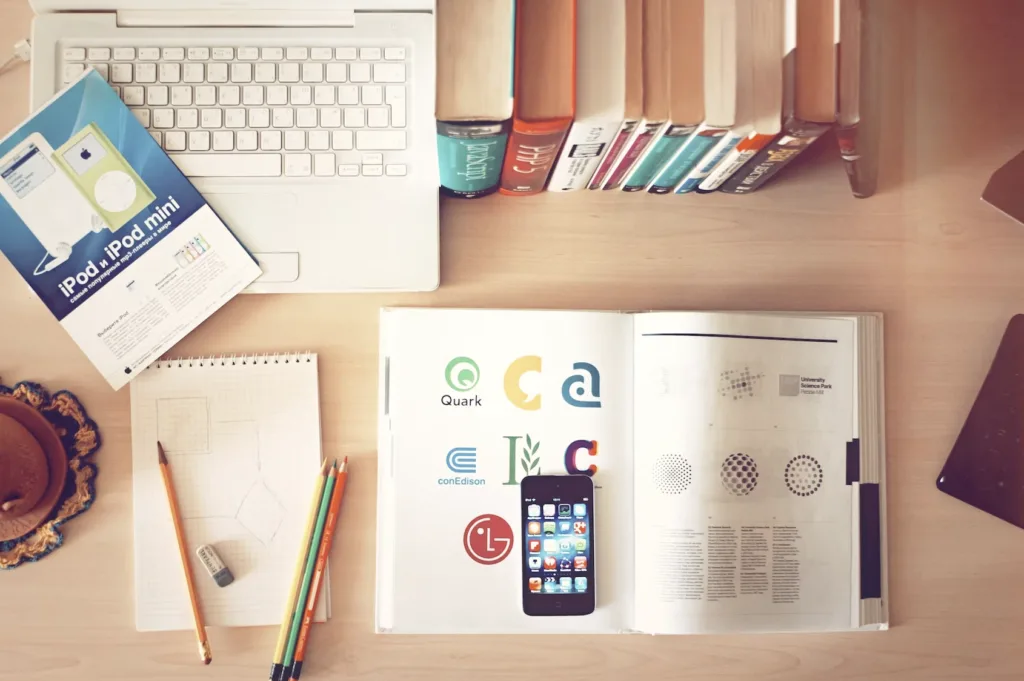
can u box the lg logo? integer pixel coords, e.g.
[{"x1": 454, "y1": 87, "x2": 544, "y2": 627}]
[{"x1": 463, "y1": 514, "x2": 514, "y2": 565}]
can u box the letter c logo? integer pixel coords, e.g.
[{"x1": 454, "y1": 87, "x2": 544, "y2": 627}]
[
  {"x1": 564, "y1": 440, "x2": 598, "y2": 476},
  {"x1": 504, "y1": 355, "x2": 542, "y2": 410}
]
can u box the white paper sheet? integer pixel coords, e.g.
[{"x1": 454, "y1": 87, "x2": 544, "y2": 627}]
[{"x1": 130, "y1": 354, "x2": 326, "y2": 631}]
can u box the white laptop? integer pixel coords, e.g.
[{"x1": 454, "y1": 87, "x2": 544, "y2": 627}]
[{"x1": 28, "y1": 0, "x2": 440, "y2": 293}]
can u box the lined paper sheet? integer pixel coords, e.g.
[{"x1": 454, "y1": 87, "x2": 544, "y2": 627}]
[{"x1": 130, "y1": 354, "x2": 327, "y2": 631}]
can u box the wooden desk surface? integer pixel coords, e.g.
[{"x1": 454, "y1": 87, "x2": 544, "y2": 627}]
[{"x1": 3, "y1": 1, "x2": 1024, "y2": 679}]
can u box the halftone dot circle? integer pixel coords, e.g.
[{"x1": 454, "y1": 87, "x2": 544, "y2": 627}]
[
  {"x1": 721, "y1": 453, "x2": 758, "y2": 496},
  {"x1": 653, "y1": 453, "x2": 693, "y2": 494},
  {"x1": 785, "y1": 455, "x2": 823, "y2": 496}
]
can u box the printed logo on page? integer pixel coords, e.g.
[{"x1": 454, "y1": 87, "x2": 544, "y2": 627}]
[
  {"x1": 438, "y1": 447, "x2": 485, "y2": 487},
  {"x1": 463, "y1": 514, "x2": 514, "y2": 565},
  {"x1": 442, "y1": 356, "x2": 482, "y2": 408},
  {"x1": 504, "y1": 355, "x2": 542, "y2": 410},
  {"x1": 561, "y1": 362, "x2": 601, "y2": 408}
]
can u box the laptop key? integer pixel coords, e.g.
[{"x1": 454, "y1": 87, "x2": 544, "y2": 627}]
[
  {"x1": 136, "y1": 63, "x2": 157, "y2": 82},
  {"x1": 169, "y1": 153, "x2": 282, "y2": 177},
  {"x1": 314, "y1": 153, "x2": 335, "y2": 176},
  {"x1": 285, "y1": 153, "x2": 312, "y2": 177},
  {"x1": 164, "y1": 131, "x2": 186, "y2": 151},
  {"x1": 356, "y1": 130, "x2": 406, "y2": 150},
  {"x1": 213, "y1": 131, "x2": 234, "y2": 151}
]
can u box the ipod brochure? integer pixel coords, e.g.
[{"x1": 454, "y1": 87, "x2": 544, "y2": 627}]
[{"x1": 0, "y1": 69, "x2": 262, "y2": 389}]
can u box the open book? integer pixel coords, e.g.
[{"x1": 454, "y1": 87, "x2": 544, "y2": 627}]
[{"x1": 376, "y1": 308, "x2": 888, "y2": 634}]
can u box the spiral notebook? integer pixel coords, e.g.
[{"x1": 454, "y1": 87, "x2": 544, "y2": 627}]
[{"x1": 130, "y1": 353, "x2": 328, "y2": 632}]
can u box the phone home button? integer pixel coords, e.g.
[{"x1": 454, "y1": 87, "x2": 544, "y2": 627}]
[{"x1": 554, "y1": 601, "x2": 562, "y2": 609}]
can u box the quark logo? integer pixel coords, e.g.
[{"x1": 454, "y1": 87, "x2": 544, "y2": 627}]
[
  {"x1": 439, "y1": 447, "x2": 486, "y2": 487},
  {"x1": 442, "y1": 356, "x2": 483, "y2": 407},
  {"x1": 463, "y1": 514, "x2": 514, "y2": 565},
  {"x1": 445, "y1": 356, "x2": 480, "y2": 392},
  {"x1": 564, "y1": 439, "x2": 599, "y2": 477},
  {"x1": 504, "y1": 355, "x2": 541, "y2": 410},
  {"x1": 562, "y1": 362, "x2": 601, "y2": 408}
]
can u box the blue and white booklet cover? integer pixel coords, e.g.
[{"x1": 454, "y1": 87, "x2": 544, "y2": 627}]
[{"x1": 0, "y1": 70, "x2": 262, "y2": 389}]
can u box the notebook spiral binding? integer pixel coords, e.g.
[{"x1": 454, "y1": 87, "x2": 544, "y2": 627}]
[{"x1": 149, "y1": 352, "x2": 315, "y2": 369}]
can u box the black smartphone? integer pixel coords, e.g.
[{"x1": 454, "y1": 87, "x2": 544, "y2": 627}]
[{"x1": 520, "y1": 474, "x2": 595, "y2": 616}]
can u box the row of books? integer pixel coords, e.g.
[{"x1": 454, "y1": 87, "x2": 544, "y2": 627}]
[{"x1": 436, "y1": 0, "x2": 878, "y2": 199}]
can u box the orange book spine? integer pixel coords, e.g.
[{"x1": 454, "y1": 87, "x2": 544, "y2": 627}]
[
  {"x1": 499, "y1": 120, "x2": 573, "y2": 195},
  {"x1": 499, "y1": 0, "x2": 577, "y2": 196}
]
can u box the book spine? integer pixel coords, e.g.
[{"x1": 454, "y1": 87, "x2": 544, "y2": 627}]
[
  {"x1": 547, "y1": 118, "x2": 622, "y2": 192},
  {"x1": 717, "y1": 121, "x2": 830, "y2": 194},
  {"x1": 695, "y1": 132, "x2": 775, "y2": 193},
  {"x1": 647, "y1": 125, "x2": 728, "y2": 194},
  {"x1": 837, "y1": 124, "x2": 874, "y2": 199},
  {"x1": 673, "y1": 132, "x2": 744, "y2": 194},
  {"x1": 587, "y1": 119, "x2": 639, "y2": 189},
  {"x1": 602, "y1": 119, "x2": 661, "y2": 190},
  {"x1": 622, "y1": 123, "x2": 694, "y2": 192},
  {"x1": 499, "y1": 123, "x2": 571, "y2": 195},
  {"x1": 436, "y1": 120, "x2": 511, "y2": 199}
]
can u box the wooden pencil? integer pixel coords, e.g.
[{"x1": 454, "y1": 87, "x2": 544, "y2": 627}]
[
  {"x1": 289, "y1": 457, "x2": 349, "y2": 681},
  {"x1": 270, "y1": 459, "x2": 333, "y2": 681},
  {"x1": 280, "y1": 462, "x2": 338, "y2": 681},
  {"x1": 157, "y1": 441, "x2": 212, "y2": 665}
]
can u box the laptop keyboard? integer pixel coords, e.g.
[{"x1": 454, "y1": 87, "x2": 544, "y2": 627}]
[{"x1": 61, "y1": 46, "x2": 410, "y2": 178}]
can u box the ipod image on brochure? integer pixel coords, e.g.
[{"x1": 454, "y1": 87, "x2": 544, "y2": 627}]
[
  {"x1": 520, "y1": 474, "x2": 595, "y2": 616},
  {"x1": 54, "y1": 122, "x2": 157, "y2": 232},
  {"x1": 0, "y1": 132, "x2": 107, "y2": 275}
]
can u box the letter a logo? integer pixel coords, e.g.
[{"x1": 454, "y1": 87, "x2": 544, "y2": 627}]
[{"x1": 504, "y1": 356, "x2": 542, "y2": 410}]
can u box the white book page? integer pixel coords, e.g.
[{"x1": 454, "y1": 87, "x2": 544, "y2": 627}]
[
  {"x1": 382, "y1": 308, "x2": 634, "y2": 633},
  {"x1": 632, "y1": 312, "x2": 857, "y2": 634}
]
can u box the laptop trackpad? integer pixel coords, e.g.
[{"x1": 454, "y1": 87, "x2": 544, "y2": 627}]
[
  {"x1": 252, "y1": 252, "x2": 299, "y2": 283},
  {"x1": 204, "y1": 191, "x2": 299, "y2": 283}
]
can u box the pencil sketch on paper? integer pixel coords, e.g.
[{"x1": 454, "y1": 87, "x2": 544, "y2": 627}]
[{"x1": 156, "y1": 397, "x2": 286, "y2": 546}]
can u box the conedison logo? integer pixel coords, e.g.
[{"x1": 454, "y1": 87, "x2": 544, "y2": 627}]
[
  {"x1": 439, "y1": 446, "x2": 486, "y2": 487},
  {"x1": 447, "y1": 447, "x2": 477, "y2": 473}
]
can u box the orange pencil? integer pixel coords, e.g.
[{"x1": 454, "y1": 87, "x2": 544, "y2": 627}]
[
  {"x1": 157, "y1": 441, "x2": 212, "y2": 665},
  {"x1": 289, "y1": 457, "x2": 349, "y2": 681}
]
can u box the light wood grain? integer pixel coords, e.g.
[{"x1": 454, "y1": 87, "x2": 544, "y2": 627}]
[{"x1": 3, "y1": 1, "x2": 1024, "y2": 679}]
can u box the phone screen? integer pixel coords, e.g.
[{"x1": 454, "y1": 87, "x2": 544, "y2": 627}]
[{"x1": 521, "y1": 476, "x2": 595, "y2": 615}]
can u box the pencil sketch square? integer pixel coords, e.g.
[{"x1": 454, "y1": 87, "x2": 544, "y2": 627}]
[
  {"x1": 236, "y1": 480, "x2": 285, "y2": 545},
  {"x1": 157, "y1": 397, "x2": 210, "y2": 454}
]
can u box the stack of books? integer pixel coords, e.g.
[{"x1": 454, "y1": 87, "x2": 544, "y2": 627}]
[{"x1": 436, "y1": 0, "x2": 877, "y2": 199}]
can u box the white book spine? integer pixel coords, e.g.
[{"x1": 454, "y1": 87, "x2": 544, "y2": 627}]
[
  {"x1": 697, "y1": 129, "x2": 757, "y2": 191},
  {"x1": 547, "y1": 118, "x2": 623, "y2": 192},
  {"x1": 673, "y1": 131, "x2": 745, "y2": 194}
]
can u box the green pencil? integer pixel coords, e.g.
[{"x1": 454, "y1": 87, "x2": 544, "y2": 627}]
[
  {"x1": 270, "y1": 459, "x2": 332, "y2": 681},
  {"x1": 279, "y1": 461, "x2": 338, "y2": 681}
]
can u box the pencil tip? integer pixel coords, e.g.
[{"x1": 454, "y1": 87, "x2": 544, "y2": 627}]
[{"x1": 157, "y1": 441, "x2": 167, "y2": 464}]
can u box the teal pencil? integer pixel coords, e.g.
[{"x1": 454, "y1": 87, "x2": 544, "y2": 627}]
[{"x1": 279, "y1": 461, "x2": 338, "y2": 681}]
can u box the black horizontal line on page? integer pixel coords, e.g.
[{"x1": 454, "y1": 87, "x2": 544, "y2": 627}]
[{"x1": 642, "y1": 333, "x2": 838, "y2": 344}]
